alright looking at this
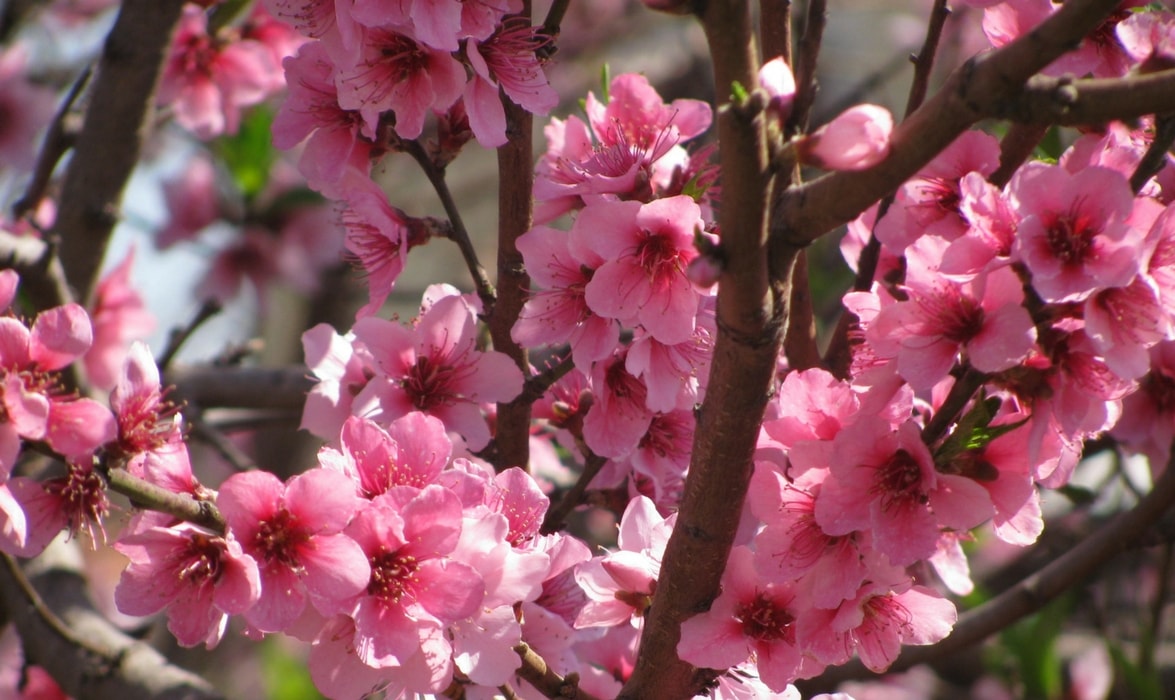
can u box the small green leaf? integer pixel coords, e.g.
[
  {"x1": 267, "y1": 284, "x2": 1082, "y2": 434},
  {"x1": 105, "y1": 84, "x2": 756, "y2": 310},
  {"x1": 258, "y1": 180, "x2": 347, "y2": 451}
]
[
  {"x1": 730, "y1": 80, "x2": 749, "y2": 104},
  {"x1": 215, "y1": 107, "x2": 277, "y2": 201},
  {"x1": 262, "y1": 638, "x2": 325, "y2": 700},
  {"x1": 1108, "y1": 640, "x2": 1163, "y2": 700},
  {"x1": 600, "y1": 64, "x2": 611, "y2": 101}
]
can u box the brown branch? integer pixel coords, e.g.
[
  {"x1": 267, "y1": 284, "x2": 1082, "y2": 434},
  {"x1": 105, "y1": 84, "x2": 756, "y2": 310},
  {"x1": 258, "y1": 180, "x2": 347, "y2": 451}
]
[
  {"x1": 988, "y1": 122, "x2": 1050, "y2": 188},
  {"x1": 997, "y1": 68, "x2": 1175, "y2": 126},
  {"x1": 403, "y1": 140, "x2": 497, "y2": 311},
  {"x1": 12, "y1": 65, "x2": 91, "y2": 222},
  {"x1": 1, "y1": 540, "x2": 225, "y2": 700},
  {"x1": 53, "y1": 0, "x2": 187, "y2": 304},
  {"x1": 770, "y1": 0, "x2": 1125, "y2": 251},
  {"x1": 1131, "y1": 113, "x2": 1175, "y2": 194},
  {"x1": 540, "y1": 453, "x2": 607, "y2": 535},
  {"x1": 165, "y1": 365, "x2": 315, "y2": 411},
  {"x1": 102, "y1": 465, "x2": 226, "y2": 534},
  {"x1": 786, "y1": 0, "x2": 826, "y2": 135},
  {"x1": 490, "y1": 16, "x2": 536, "y2": 473},
  {"x1": 760, "y1": 0, "x2": 792, "y2": 65},
  {"x1": 158, "y1": 299, "x2": 223, "y2": 371},
  {"x1": 622, "y1": 2, "x2": 782, "y2": 696},
  {"x1": 513, "y1": 643, "x2": 599, "y2": 700}
]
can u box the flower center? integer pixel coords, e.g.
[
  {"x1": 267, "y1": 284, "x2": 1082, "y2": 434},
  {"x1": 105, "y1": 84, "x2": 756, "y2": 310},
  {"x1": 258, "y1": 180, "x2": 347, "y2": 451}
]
[
  {"x1": 254, "y1": 509, "x2": 309, "y2": 568},
  {"x1": 871, "y1": 449, "x2": 928, "y2": 511},
  {"x1": 368, "y1": 547, "x2": 419, "y2": 603},
  {"x1": 735, "y1": 593, "x2": 795, "y2": 642}
]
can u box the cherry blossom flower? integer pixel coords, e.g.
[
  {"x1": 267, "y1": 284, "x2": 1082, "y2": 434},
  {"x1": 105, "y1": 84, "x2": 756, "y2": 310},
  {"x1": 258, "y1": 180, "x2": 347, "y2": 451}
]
[
  {"x1": 318, "y1": 413, "x2": 453, "y2": 498},
  {"x1": 351, "y1": 289, "x2": 523, "y2": 450},
  {"x1": 798, "y1": 104, "x2": 893, "y2": 172},
  {"x1": 219, "y1": 468, "x2": 370, "y2": 632},
  {"x1": 1010, "y1": 163, "x2": 1143, "y2": 303},
  {"x1": 272, "y1": 41, "x2": 377, "y2": 195},
  {"x1": 84, "y1": 249, "x2": 156, "y2": 391},
  {"x1": 512, "y1": 224, "x2": 619, "y2": 372},
  {"x1": 577, "y1": 196, "x2": 706, "y2": 345},
  {"x1": 678, "y1": 547, "x2": 822, "y2": 691},
  {"x1": 875, "y1": 130, "x2": 1001, "y2": 253},
  {"x1": 2, "y1": 462, "x2": 109, "y2": 557},
  {"x1": 759, "y1": 56, "x2": 797, "y2": 125},
  {"x1": 343, "y1": 485, "x2": 484, "y2": 670},
  {"x1": 158, "y1": 6, "x2": 282, "y2": 139},
  {"x1": 114, "y1": 524, "x2": 261, "y2": 648},
  {"x1": 301, "y1": 324, "x2": 376, "y2": 441},
  {"x1": 334, "y1": 27, "x2": 465, "y2": 139},
  {"x1": 867, "y1": 237, "x2": 1037, "y2": 390},
  {"x1": 463, "y1": 21, "x2": 558, "y2": 147},
  {"x1": 575, "y1": 496, "x2": 674, "y2": 629},
  {"x1": 1117, "y1": 9, "x2": 1175, "y2": 72},
  {"x1": 582, "y1": 351, "x2": 654, "y2": 459},
  {"x1": 983, "y1": 0, "x2": 1142, "y2": 78},
  {"x1": 814, "y1": 417, "x2": 993, "y2": 566},
  {"x1": 158, "y1": 155, "x2": 222, "y2": 249}
]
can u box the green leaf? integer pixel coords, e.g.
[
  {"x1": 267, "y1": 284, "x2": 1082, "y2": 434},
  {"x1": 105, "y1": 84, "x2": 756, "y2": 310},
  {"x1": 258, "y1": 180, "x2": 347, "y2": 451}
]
[
  {"x1": 261, "y1": 638, "x2": 325, "y2": 700},
  {"x1": 999, "y1": 594, "x2": 1073, "y2": 699},
  {"x1": 215, "y1": 107, "x2": 277, "y2": 201},
  {"x1": 730, "y1": 80, "x2": 749, "y2": 104},
  {"x1": 1108, "y1": 640, "x2": 1164, "y2": 700},
  {"x1": 600, "y1": 64, "x2": 611, "y2": 101}
]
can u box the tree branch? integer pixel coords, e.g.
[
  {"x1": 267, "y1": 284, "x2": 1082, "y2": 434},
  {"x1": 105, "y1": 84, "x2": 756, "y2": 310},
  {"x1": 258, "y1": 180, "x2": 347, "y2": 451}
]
[
  {"x1": 490, "y1": 9, "x2": 536, "y2": 473},
  {"x1": 2, "y1": 540, "x2": 224, "y2": 700},
  {"x1": 53, "y1": 0, "x2": 187, "y2": 303},
  {"x1": 770, "y1": 0, "x2": 1124, "y2": 251},
  {"x1": 622, "y1": 2, "x2": 782, "y2": 696},
  {"x1": 513, "y1": 642, "x2": 599, "y2": 700},
  {"x1": 165, "y1": 365, "x2": 314, "y2": 411}
]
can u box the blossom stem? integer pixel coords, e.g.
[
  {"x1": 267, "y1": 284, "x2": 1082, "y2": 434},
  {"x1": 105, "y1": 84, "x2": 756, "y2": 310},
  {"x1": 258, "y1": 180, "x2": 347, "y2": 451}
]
[
  {"x1": 1130, "y1": 113, "x2": 1175, "y2": 194},
  {"x1": 989, "y1": 123, "x2": 1049, "y2": 188},
  {"x1": 513, "y1": 642, "x2": 600, "y2": 700},
  {"x1": 102, "y1": 466, "x2": 226, "y2": 534},
  {"x1": 787, "y1": 0, "x2": 826, "y2": 134},
  {"x1": 403, "y1": 140, "x2": 497, "y2": 310},
  {"x1": 541, "y1": 453, "x2": 607, "y2": 535}
]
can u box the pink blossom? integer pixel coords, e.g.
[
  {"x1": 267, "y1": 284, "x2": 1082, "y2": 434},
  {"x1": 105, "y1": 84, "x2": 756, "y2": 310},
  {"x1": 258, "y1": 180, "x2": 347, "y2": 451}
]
[
  {"x1": 319, "y1": 413, "x2": 452, "y2": 498},
  {"x1": 512, "y1": 224, "x2": 619, "y2": 372},
  {"x1": 1084, "y1": 276, "x2": 1170, "y2": 380},
  {"x1": 1010, "y1": 163, "x2": 1143, "y2": 303},
  {"x1": 1117, "y1": 9, "x2": 1175, "y2": 71},
  {"x1": 352, "y1": 289, "x2": 523, "y2": 450},
  {"x1": 798, "y1": 104, "x2": 893, "y2": 172},
  {"x1": 628, "y1": 409, "x2": 694, "y2": 506},
  {"x1": 748, "y1": 465, "x2": 866, "y2": 609},
  {"x1": 759, "y1": 56, "x2": 797, "y2": 124},
  {"x1": 941, "y1": 172, "x2": 1019, "y2": 277},
  {"x1": 272, "y1": 41, "x2": 376, "y2": 195},
  {"x1": 343, "y1": 485, "x2": 484, "y2": 669},
  {"x1": 158, "y1": 156, "x2": 221, "y2": 249},
  {"x1": 575, "y1": 496, "x2": 674, "y2": 628},
  {"x1": 868, "y1": 237, "x2": 1037, "y2": 390},
  {"x1": 678, "y1": 547, "x2": 822, "y2": 691},
  {"x1": 577, "y1": 196, "x2": 705, "y2": 344},
  {"x1": 463, "y1": 21, "x2": 558, "y2": 147},
  {"x1": 158, "y1": 6, "x2": 282, "y2": 139},
  {"x1": 1114, "y1": 341, "x2": 1175, "y2": 469},
  {"x1": 814, "y1": 417, "x2": 993, "y2": 566},
  {"x1": 875, "y1": 130, "x2": 1001, "y2": 253},
  {"x1": 84, "y1": 248, "x2": 156, "y2": 391},
  {"x1": 625, "y1": 301, "x2": 715, "y2": 413},
  {"x1": 196, "y1": 227, "x2": 282, "y2": 305},
  {"x1": 334, "y1": 27, "x2": 465, "y2": 139},
  {"x1": 301, "y1": 323, "x2": 375, "y2": 441},
  {"x1": 219, "y1": 469, "x2": 369, "y2": 632},
  {"x1": 983, "y1": 0, "x2": 1141, "y2": 78},
  {"x1": 114, "y1": 524, "x2": 260, "y2": 648},
  {"x1": 582, "y1": 351, "x2": 654, "y2": 459},
  {"x1": 339, "y1": 175, "x2": 429, "y2": 317},
  {"x1": 2, "y1": 462, "x2": 109, "y2": 557}
]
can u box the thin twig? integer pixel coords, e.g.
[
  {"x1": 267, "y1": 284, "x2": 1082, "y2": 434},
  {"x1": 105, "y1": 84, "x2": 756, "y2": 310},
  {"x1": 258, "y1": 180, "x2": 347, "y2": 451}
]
[
  {"x1": 540, "y1": 453, "x2": 607, "y2": 535},
  {"x1": 518, "y1": 354, "x2": 575, "y2": 404},
  {"x1": 787, "y1": 0, "x2": 827, "y2": 134},
  {"x1": 989, "y1": 122, "x2": 1049, "y2": 188},
  {"x1": 1, "y1": 554, "x2": 105, "y2": 654},
  {"x1": 1131, "y1": 113, "x2": 1175, "y2": 194},
  {"x1": 12, "y1": 65, "x2": 92, "y2": 222},
  {"x1": 184, "y1": 409, "x2": 258, "y2": 472},
  {"x1": 513, "y1": 643, "x2": 599, "y2": 700},
  {"x1": 157, "y1": 298, "x2": 222, "y2": 371},
  {"x1": 402, "y1": 140, "x2": 497, "y2": 311},
  {"x1": 921, "y1": 367, "x2": 986, "y2": 446},
  {"x1": 101, "y1": 465, "x2": 226, "y2": 533},
  {"x1": 538, "y1": 0, "x2": 572, "y2": 57}
]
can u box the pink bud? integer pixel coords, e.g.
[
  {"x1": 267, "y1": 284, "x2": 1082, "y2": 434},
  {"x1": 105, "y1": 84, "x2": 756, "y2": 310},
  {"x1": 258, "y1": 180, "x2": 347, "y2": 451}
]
[
  {"x1": 758, "y1": 57, "x2": 796, "y2": 123},
  {"x1": 799, "y1": 104, "x2": 894, "y2": 171}
]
